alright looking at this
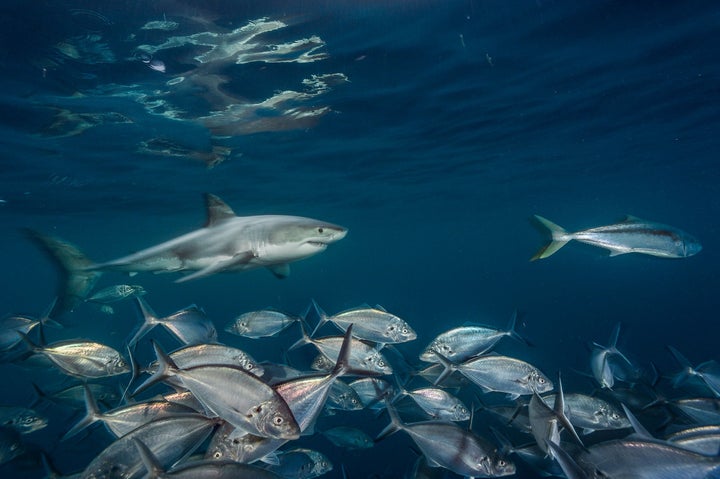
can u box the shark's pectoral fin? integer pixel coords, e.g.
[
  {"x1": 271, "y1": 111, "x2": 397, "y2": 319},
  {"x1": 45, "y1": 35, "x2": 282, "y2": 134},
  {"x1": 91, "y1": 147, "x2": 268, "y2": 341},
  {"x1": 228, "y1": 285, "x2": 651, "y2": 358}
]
[
  {"x1": 267, "y1": 263, "x2": 290, "y2": 279},
  {"x1": 174, "y1": 251, "x2": 255, "y2": 283}
]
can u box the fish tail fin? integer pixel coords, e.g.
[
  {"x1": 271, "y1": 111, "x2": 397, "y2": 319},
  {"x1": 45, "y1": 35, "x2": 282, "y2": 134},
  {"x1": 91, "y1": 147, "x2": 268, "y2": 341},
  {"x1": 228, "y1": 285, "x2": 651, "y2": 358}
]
[
  {"x1": 667, "y1": 345, "x2": 694, "y2": 388},
  {"x1": 430, "y1": 351, "x2": 457, "y2": 387},
  {"x1": 39, "y1": 297, "x2": 64, "y2": 329},
  {"x1": 127, "y1": 297, "x2": 158, "y2": 348},
  {"x1": 621, "y1": 403, "x2": 653, "y2": 439},
  {"x1": 489, "y1": 426, "x2": 516, "y2": 456},
  {"x1": 132, "y1": 341, "x2": 176, "y2": 397},
  {"x1": 331, "y1": 325, "x2": 354, "y2": 379},
  {"x1": 530, "y1": 215, "x2": 571, "y2": 261},
  {"x1": 309, "y1": 299, "x2": 329, "y2": 337},
  {"x1": 289, "y1": 319, "x2": 313, "y2": 351},
  {"x1": 61, "y1": 385, "x2": 101, "y2": 441},
  {"x1": 553, "y1": 372, "x2": 585, "y2": 449},
  {"x1": 506, "y1": 310, "x2": 533, "y2": 347},
  {"x1": 120, "y1": 344, "x2": 140, "y2": 405},
  {"x1": 546, "y1": 439, "x2": 586, "y2": 479},
  {"x1": 375, "y1": 398, "x2": 404, "y2": 443},
  {"x1": 30, "y1": 383, "x2": 49, "y2": 409},
  {"x1": 132, "y1": 438, "x2": 165, "y2": 478},
  {"x1": 16, "y1": 331, "x2": 39, "y2": 352},
  {"x1": 23, "y1": 229, "x2": 102, "y2": 317}
]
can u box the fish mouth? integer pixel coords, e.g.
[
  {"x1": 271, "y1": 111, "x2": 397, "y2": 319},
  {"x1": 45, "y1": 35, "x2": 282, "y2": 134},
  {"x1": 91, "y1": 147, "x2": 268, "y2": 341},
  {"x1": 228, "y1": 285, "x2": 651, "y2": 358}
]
[{"x1": 308, "y1": 241, "x2": 329, "y2": 248}]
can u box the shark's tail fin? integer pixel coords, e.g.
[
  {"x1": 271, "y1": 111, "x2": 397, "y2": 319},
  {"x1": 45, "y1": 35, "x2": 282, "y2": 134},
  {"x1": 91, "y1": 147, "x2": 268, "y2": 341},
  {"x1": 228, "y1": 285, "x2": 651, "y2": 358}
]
[
  {"x1": 531, "y1": 215, "x2": 572, "y2": 261},
  {"x1": 24, "y1": 229, "x2": 101, "y2": 318}
]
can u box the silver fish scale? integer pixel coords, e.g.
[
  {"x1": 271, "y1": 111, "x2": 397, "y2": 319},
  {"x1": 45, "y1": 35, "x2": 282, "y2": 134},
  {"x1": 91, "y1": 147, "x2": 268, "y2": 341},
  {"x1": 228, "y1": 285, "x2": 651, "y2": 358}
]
[{"x1": 459, "y1": 355, "x2": 552, "y2": 396}]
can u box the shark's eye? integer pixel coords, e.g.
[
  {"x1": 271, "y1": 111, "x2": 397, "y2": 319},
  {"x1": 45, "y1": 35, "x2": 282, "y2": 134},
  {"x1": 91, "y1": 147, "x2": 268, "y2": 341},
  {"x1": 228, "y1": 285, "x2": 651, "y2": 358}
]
[{"x1": 318, "y1": 227, "x2": 324, "y2": 233}]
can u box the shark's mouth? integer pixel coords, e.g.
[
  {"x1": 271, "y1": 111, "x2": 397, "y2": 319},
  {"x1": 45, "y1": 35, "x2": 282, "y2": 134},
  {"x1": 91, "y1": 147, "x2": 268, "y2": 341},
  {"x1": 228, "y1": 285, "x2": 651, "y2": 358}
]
[{"x1": 308, "y1": 241, "x2": 328, "y2": 248}]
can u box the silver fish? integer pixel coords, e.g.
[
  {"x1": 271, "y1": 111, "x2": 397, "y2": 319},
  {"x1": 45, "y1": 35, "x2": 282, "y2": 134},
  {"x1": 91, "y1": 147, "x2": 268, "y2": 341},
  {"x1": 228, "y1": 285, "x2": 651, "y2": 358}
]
[
  {"x1": 419, "y1": 311, "x2": 530, "y2": 363},
  {"x1": 81, "y1": 414, "x2": 218, "y2": 479},
  {"x1": 669, "y1": 345, "x2": 720, "y2": 397},
  {"x1": 577, "y1": 438, "x2": 720, "y2": 478},
  {"x1": 326, "y1": 380, "x2": 364, "y2": 412},
  {"x1": 434, "y1": 353, "x2": 553, "y2": 399},
  {"x1": 147, "y1": 343, "x2": 263, "y2": 379},
  {"x1": 667, "y1": 425, "x2": 720, "y2": 455},
  {"x1": 348, "y1": 378, "x2": 393, "y2": 410},
  {"x1": 134, "y1": 438, "x2": 282, "y2": 478},
  {"x1": 528, "y1": 375, "x2": 584, "y2": 456},
  {"x1": 531, "y1": 215, "x2": 702, "y2": 260},
  {"x1": 541, "y1": 393, "x2": 630, "y2": 434},
  {"x1": 21, "y1": 334, "x2": 128, "y2": 379},
  {"x1": 34, "y1": 382, "x2": 120, "y2": 410},
  {"x1": 225, "y1": 310, "x2": 300, "y2": 339},
  {"x1": 376, "y1": 402, "x2": 515, "y2": 477},
  {"x1": 134, "y1": 342, "x2": 300, "y2": 440},
  {"x1": 290, "y1": 322, "x2": 392, "y2": 375},
  {"x1": 205, "y1": 423, "x2": 285, "y2": 464},
  {"x1": 0, "y1": 406, "x2": 48, "y2": 434},
  {"x1": 86, "y1": 284, "x2": 146, "y2": 304},
  {"x1": 274, "y1": 325, "x2": 355, "y2": 433},
  {"x1": 590, "y1": 322, "x2": 634, "y2": 389},
  {"x1": 0, "y1": 427, "x2": 24, "y2": 466},
  {"x1": 322, "y1": 426, "x2": 374, "y2": 449},
  {"x1": 312, "y1": 301, "x2": 416, "y2": 344},
  {"x1": 63, "y1": 385, "x2": 197, "y2": 439},
  {"x1": 263, "y1": 448, "x2": 332, "y2": 479},
  {"x1": 128, "y1": 297, "x2": 217, "y2": 347},
  {"x1": 394, "y1": 387, "x2": 470, "y2": 421}
]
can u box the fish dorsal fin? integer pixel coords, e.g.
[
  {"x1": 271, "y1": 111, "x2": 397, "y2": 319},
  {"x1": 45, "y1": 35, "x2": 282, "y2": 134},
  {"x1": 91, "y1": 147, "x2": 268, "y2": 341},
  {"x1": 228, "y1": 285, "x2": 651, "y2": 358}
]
[
  {"x1": 621, "y1": 403, "x2": 653, "y2": 440},
  {"x1": 204, "y1": 193, "x2": 236, "y2": 227}
]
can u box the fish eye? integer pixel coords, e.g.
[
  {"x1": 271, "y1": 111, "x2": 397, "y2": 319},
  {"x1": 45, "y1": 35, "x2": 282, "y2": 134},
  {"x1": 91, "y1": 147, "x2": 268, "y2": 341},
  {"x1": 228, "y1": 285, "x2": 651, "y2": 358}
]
[
  {"x1": 537, "y1": 377, "x2": 546, "y2": 383},
  {"x1": 318, "y1": 227, "x2": 324, "y2": 233},
  {"x1": 273, "y1": 415, "x2": 284, "y2": 425},
  {"x1": 213, "y1": 451, "x2": 222, "y2": 459},
  {"x1": 402, "y1": 327, "x2": 408, "y2": 333},
  {"x1": 498, "y1": 460, "x2": 506, "y2": 467}
]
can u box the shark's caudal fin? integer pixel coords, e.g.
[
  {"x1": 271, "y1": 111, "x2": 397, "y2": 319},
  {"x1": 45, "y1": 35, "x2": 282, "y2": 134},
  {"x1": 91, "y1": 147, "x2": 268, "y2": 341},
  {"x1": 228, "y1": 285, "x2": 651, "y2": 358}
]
[
  {"x1": 531, "y1": 215, "x2": 571, "y2": 261},
  {"x1": 24, "y1": 230, "x2": 101, "y2": 318}
]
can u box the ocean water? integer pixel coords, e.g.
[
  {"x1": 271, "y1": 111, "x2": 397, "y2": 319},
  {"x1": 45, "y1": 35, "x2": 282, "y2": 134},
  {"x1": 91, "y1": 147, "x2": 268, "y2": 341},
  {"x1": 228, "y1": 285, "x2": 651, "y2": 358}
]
[{"x1": 0, "y1": 0, "x2": 719, "y2": 477}]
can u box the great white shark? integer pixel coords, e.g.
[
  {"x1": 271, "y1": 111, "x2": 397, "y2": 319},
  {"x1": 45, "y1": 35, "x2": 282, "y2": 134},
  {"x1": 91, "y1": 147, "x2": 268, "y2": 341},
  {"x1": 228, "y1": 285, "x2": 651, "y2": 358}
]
[{"x1": 26, "y1": 194, "x2": 347, "y2": 317}]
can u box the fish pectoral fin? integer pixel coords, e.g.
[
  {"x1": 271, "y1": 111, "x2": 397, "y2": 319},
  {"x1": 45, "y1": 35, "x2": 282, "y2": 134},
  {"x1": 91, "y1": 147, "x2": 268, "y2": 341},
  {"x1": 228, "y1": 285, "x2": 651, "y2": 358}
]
[
  {"x1": 175, "y1": 251, "x2": 255, "y2": 283},
  {"x1": 267, "y1": 263, "x2": 290, "y2": 279}
]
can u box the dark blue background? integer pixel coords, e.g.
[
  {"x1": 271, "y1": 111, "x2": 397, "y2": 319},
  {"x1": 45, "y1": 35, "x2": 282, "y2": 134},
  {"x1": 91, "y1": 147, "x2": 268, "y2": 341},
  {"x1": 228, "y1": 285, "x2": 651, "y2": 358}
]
[{"x1": 0, "y1": 1, "x2": 718, "y2": 477}]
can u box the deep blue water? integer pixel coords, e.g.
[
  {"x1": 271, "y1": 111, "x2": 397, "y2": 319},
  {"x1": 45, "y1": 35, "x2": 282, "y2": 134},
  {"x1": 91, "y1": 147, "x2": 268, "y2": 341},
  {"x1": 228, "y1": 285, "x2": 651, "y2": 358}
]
[{"x1": 1, "y1": 1, "x2": 719, "y2": 477}]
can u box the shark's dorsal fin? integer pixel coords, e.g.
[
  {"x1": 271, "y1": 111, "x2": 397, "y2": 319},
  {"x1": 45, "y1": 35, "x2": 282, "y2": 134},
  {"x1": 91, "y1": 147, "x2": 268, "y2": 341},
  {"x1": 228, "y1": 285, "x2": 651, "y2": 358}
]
[{"x1": 204, "y1": 194, "x2": 236, "y2": 227}]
